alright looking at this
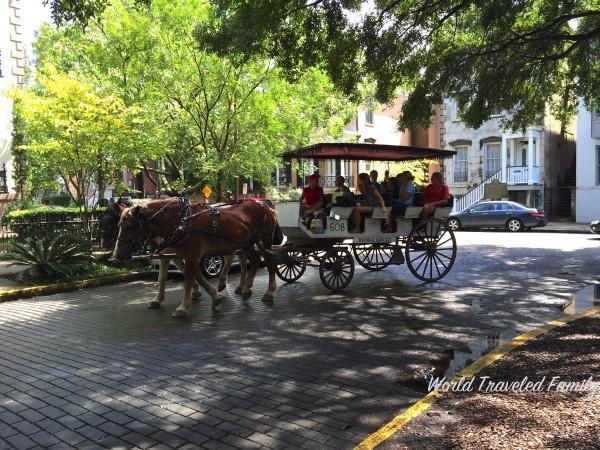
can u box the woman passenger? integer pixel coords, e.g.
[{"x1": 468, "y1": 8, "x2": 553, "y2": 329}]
[
  {"x1": 351, "y1": 173, "x2": 389, "y2": 233},
  {"x1": 420, "y1": 172, "x2": 451, "y2": 218}
]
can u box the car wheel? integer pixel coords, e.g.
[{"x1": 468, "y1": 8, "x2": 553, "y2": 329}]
[
  {"x1": 201, "y1": 255, "x2": 225, "y2": 279},
  {"x1": 506, "y1": 218, "x2": 523, "y2": 232},
  {"x1": 447, "y1": 218, "x2": 461, "y2": 231}
]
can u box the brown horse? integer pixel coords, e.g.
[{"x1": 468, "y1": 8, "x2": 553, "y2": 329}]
[
  {"x1": 102, "y1": 199, "x2": 250, "y2": 308},
  {"x1": 112, "y1": 199, "x2": 278, "y2": 317}
]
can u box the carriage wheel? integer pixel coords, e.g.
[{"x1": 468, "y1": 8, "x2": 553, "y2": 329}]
[
  {"x1": 405, "y1": 218, "x2": 457, "y2": 282},
  {"x1": 352, "y1": 244, "x2": 394, "y2": 271},
  {"x1": 319, "y1": 248, "x2": 355, "y2": 291},
  {"x1": 275, "y1": 250, "x2": 307, "y2": 282}
]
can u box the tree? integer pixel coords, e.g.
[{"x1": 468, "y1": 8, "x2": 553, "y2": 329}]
[
  {"x1": 191, "y1": 0, "x2": 600, "y2": 131},
  {"x1": 11, "y1": 68, "x2": 151, "y2": 237},
  {"x1": 36, "y1": 0, "x2": 354, "y2": 200}
]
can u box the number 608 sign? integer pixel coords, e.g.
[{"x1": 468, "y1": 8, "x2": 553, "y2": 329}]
[{"x1": 329, "y1": 221, "x2": 346, "y2": 232}]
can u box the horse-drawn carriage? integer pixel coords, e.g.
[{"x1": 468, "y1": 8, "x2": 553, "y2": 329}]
[{"x1": 272, "y1": 143, "x2": 458, "y2": 291}]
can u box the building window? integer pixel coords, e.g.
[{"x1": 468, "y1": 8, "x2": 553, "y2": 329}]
[
  {"x1": 365, "y1": 98, "x2": 374, "y2": 125},
  {"x1": 592, "y1": 112, "x2": 600, "y2": 139},
  {"x1": 345, "y1": 114, "x2": 358, "y2": 132},
  {"x1": 596, "y1": 146, "x2": 600, "y2": 185},
  {"x1": 484, "y1": 142, "x2": 501, "y2": 178},
  {"x1": 453, "y1": 146, "x2": 468, "y2": 183}
]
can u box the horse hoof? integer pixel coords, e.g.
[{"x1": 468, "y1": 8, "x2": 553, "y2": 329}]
[
  {"x1": 172, "y1": 309, "x2": 187, "y2": 318},
  {"x1": 261, "y1": 294, "x2": 274, "y2": 303},
  {"x1": 234, "y1": 286, "x2": 243, "y2": 295},
  {"x1": 218, "y1": 283, "x2": 226, "y2": 292},
  {"x1": 147, "y1": 301, "x2": 162, "y2": 309},
  {"x1": 242, "y1": 290, "x2": 252, "y2": 300}
]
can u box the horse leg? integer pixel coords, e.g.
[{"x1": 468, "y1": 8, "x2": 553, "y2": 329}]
[
  {"x1": 173, "y1": 258, "x2": 200, "y2": 299},
  {"x1": 218, "y1": 255, "x2": 233, "y2": 292},
  {"x1": 192, "y1": 263, "x2": 222, "y2": 310},
  {"x1": 172, "y1": 258, "x2": 198, "y2": 318},
  {"x1": 149, "y1": 259, "x2": 169, "y2": 309},
  {"x1": 261, "y1": 250, "x2": 277, "y2": 303},
  {"x1": 235, "y1": 251, "x2": 247, "y2": 295},
  {"x1": 241, "y1": 249, "x2": 260, "y2": 300}
]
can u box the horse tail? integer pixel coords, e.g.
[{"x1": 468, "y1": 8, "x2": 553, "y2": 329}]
[
  {"x1": 258, "y1": 203, "x2": 283, "y2": 248},
  {"x1": 267, "y1": 204, "x2": 284, "y2": 246}
]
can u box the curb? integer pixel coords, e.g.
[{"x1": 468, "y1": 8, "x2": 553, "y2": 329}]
[
  {"x1": 530, "y1": 229, "x2": 591, "y2": 235},
  {"x1": 354, "y1": 306, "x2": 600, "y2": 450},
  {"x1": 0, "y1": 271, "x2": 155, "y2": 302}
]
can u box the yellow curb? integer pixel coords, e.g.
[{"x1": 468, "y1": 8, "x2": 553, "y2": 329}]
[
  {"x1": 354, "y1": 306, "x2": 600, "y2": 450},
  {"x1": 0, "y1": 271, "x2": 154, "y2": 302}
]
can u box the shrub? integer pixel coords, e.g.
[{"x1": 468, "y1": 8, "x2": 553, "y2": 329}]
[
  {"x1": 4, "y1": 206, "x2": 106, "y2": 243},
  {"x1": 0, "y1": 235, "x2": 93, "y2": 279},
  {"x1": 41, "y1": 194, "x2": 73, "y2": 207},
  {"x1": 265, "y1": 185, "x2": 302, "y2": 202}
]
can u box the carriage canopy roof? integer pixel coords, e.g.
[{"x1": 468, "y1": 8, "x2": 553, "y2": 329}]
[{"x1": 282, "y1": 142, "x2": 456, "y2": 162}]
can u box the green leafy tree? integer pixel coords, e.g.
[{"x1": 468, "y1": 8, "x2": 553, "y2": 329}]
[
  {"x1": 11, "y1": 68, "x2": 151, "y2": 238},
  {"x1": 190, "y1": 0, "x2": 600, "y2": 131},
  {"x1": 36, "y1": 0, "x2": 354, "y2": 200}
]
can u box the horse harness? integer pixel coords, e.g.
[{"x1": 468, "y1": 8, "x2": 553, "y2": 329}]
[{"x1": 149, "y1": 199, "x2": 270, "y2": 254}]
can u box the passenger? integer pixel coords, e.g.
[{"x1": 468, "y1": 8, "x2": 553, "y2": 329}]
[
  {"x1": 334, "y1": 175, "x2": 350, "y2": 192},
  {"x1": 299, "y1": 172, "x2": 324, "y2": 217},
  {"x1": 351, "y1": 173, "x2": 389, "y2": 233},
  {"x1": 392, "y1": 170, "x2": 416, "y2": 215},
  {"x1": 420, "y1": 172, "x2": 451, "y2": 218},
  {"x1": 380, "y1": 170, "x2": 395, "y2": 193},
  {"x1": 369, "y1": 170, "x2": 381, "y2": 192}
]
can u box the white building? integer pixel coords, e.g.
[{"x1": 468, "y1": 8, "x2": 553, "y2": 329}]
[
  {"x1": 442, "y1": 100, "x2": 576, "y2": 216},
  {"x1": 0, "y1": 0, "x2": 25, "y2": 193},
  {"x1": 575, "y1": 103, "x2": 600, "y2": 223}
]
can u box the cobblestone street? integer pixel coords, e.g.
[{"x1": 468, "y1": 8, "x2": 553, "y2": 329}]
[{"x1": 0, "y1": 232, "x2": 599, "y2": 449}]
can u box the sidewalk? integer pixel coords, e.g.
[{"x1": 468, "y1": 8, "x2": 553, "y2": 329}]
[
  {"x1": 532, "y1": 221, "x2": 592, "y2": 234},
  {"x1": 0, "y1": 260, "x2": 25, "y2": 292}
]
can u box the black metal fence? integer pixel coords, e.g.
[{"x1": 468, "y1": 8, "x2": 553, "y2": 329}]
[{"x1": 0, "y1": 212, "x2": 104, "y2": 253}]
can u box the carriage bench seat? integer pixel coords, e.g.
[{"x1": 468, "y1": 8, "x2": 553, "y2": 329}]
[
  {"x1": 402, "y1": 206, "x2": 452, "y2": 219},
  {"x1": 329, "y1": 207, "x2": 354, "y2": 219}
]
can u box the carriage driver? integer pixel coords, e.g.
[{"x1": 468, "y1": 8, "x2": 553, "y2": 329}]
[{"x1": 299, "y1": 172, "x2": 325, "y2": 217}]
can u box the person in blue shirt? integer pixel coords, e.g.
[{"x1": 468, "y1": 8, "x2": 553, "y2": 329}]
[{"x1": 392, "y1": 170, "x2": 416, "y2": 215}]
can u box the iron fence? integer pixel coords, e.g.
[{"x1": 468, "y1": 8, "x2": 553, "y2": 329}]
[{"x1": 0, "y1": 216, "x2": 104, "y2": 253}]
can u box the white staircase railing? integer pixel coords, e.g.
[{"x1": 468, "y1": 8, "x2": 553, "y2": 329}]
[{"x1": 453, "y1": 169, "x2": 503, "y2": 212}]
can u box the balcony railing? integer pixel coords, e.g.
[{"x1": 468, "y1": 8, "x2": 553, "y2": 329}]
[{"x1": 507, "y1": 166, "x2": 540, "y2": 184}]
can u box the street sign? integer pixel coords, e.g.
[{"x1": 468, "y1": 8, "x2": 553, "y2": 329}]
[
  {"x1": 484, "y1": 179, "x2": 508, "y2": 200},
  {"x1": 201, "y1": 185, "x2": 212, "y2": 199},
  {"x1": 242, "y1": 183, "x2": 248, "y2": 195}
]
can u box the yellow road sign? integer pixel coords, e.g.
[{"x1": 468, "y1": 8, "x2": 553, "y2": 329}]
[{"x1": 201, "y1": 185, "x2": 212, "y2": 199}]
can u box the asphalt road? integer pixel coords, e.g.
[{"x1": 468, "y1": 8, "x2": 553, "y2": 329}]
[{"x1": 0, "y1": 231, "x2": 598, "y2": 450}]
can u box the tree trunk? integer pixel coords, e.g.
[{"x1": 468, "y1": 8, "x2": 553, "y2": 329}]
[{"x1": 215, "y1": 171, "x2": 224, "y2": 202}]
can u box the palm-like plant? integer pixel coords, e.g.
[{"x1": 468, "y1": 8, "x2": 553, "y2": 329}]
[{"x1": 0, "y1": 235, "x2": 93, "y2": 279}]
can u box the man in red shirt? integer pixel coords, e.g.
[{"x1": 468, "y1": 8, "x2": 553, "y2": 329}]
[
  {"x1": 299, "y1": 172, "x2": 324, "y2": 216},
  {"x1": 420, "y1": 172, "x2": 451, "y2": 218}
]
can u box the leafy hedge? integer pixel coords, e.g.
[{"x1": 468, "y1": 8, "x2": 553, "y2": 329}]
[{"x1": 4, "y1": 206, "x2": 107, "y2": 242}]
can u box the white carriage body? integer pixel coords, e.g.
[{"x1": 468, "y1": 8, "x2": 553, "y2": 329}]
[{"x1": 275, "y1": 201, "x2": 452, "y2": 244}]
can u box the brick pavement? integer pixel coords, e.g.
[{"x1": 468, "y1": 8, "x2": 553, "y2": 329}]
[{"x1": 0, "y1": 232, "x2": 599, "y2": 449}]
